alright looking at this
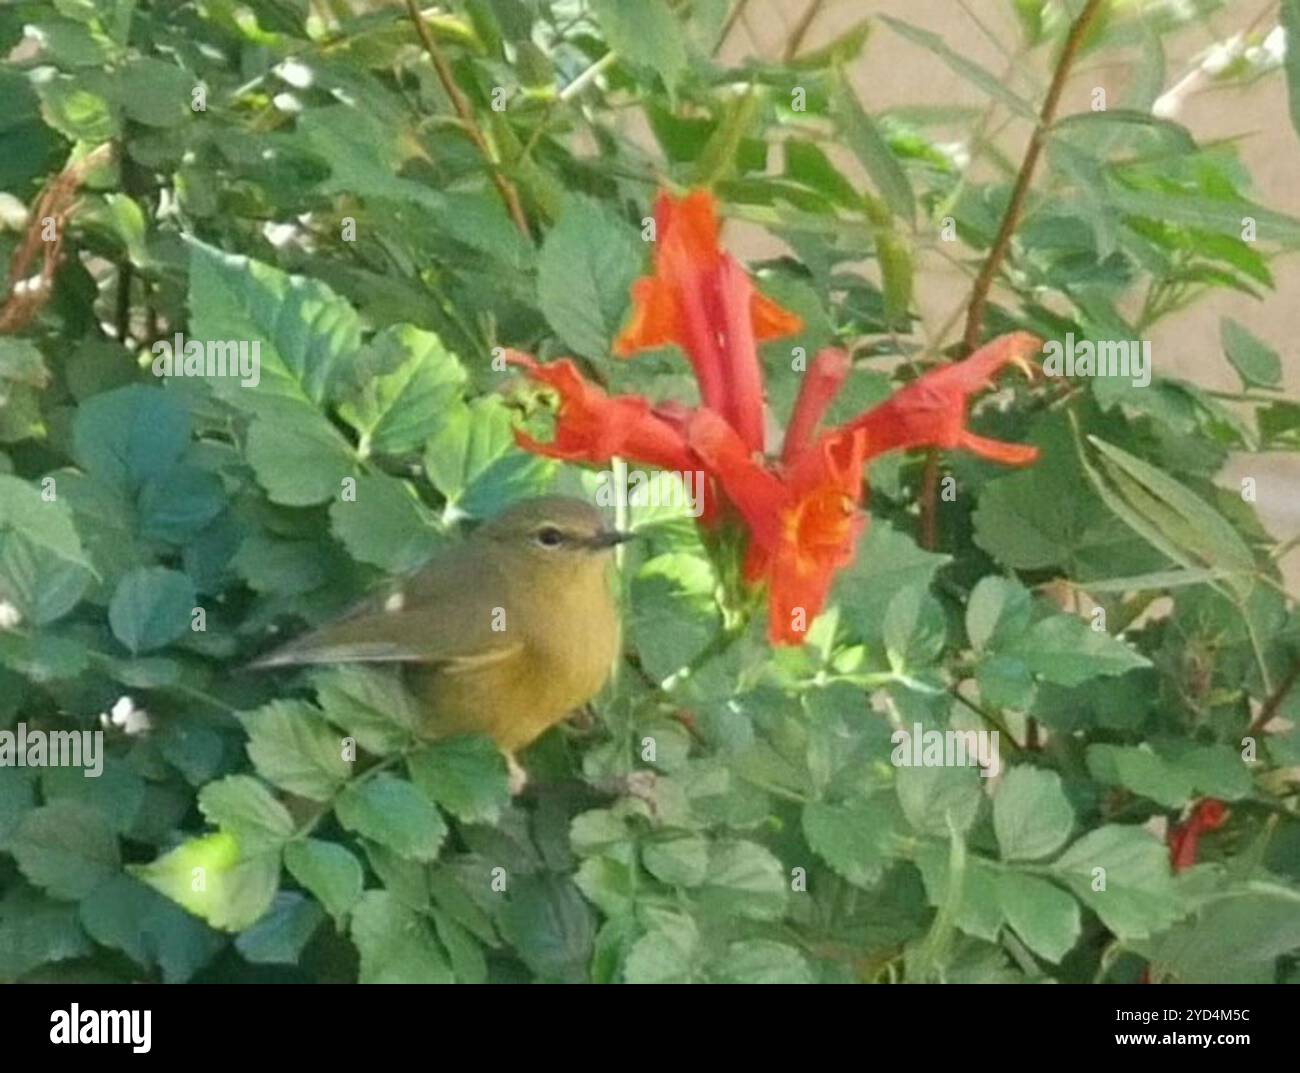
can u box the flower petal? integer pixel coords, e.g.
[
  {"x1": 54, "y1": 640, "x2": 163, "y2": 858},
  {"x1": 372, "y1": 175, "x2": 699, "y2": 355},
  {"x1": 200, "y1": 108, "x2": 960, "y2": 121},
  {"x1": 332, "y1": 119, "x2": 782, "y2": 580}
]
[
  {"x1": 686, "y1": 407, "x2": 785, "y2": 548},
  {"x1": 845, "y1": 331, "x2": 1041, "y2": 461},
  {"x1": 782, "y1": 348, "x2": 851, "y2": 465},
  {"x1": 508, "y1": 352, "x2": 695, "y2": 471}
]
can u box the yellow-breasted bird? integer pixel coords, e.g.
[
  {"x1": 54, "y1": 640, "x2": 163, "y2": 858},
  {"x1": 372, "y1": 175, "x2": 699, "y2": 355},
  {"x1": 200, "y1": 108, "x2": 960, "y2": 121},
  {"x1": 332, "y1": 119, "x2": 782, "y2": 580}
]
[{"x1": 249, "y1": 496, "x2": 629, "y2": 791}]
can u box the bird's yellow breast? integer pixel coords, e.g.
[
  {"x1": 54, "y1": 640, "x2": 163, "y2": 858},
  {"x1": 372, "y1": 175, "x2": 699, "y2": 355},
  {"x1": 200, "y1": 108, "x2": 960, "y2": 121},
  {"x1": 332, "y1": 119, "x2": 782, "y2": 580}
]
[{"x1": 410, "y1": 561, "x2": 620, "y2": 754}]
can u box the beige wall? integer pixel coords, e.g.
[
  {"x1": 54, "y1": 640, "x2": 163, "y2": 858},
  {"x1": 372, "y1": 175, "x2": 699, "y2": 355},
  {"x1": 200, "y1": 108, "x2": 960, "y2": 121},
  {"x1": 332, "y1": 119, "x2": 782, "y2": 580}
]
[{"x1": 721, "y1": 1, "x2": 1299, "y2": 585}]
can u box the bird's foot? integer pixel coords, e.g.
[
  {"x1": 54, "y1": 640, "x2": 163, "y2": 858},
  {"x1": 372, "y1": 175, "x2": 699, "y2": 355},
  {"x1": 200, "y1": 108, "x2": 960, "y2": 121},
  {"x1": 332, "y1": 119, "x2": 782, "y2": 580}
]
[{"x1": 506, "y1": 753, "x2": 529, "y2": 796}]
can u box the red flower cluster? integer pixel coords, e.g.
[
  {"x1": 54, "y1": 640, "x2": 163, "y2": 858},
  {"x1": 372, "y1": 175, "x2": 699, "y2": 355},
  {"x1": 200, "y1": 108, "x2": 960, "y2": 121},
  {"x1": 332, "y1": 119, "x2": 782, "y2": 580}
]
[{"x1": 510, "y1": 190, "x2": 1041, "y2": 644}]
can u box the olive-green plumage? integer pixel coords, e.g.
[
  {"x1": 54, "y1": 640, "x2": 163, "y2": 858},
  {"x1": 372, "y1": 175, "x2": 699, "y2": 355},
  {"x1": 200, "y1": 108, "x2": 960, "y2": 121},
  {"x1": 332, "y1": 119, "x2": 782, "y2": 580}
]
[{"x1": 250, "y1": 496, "x2": 626, "y2": 782}]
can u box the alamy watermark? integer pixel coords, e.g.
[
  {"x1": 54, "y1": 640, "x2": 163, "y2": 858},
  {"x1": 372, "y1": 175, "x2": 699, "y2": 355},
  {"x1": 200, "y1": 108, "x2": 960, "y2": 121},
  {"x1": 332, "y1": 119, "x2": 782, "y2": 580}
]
[
  {"x1": 151, "y1": 332, "x2": 261, "y2": 387},
  {"x1": 1042, "y1": 333, "x2": 1151, "y2": 388},
  {"x1": 891, "y1": 722, "x2": 1001, "y2": 779},
  {"x1": 0, "y1": 722, "x2": 103, "y2": 777},
  {"x1": 594, "y1": 468, "x2": 705, "y2": 518}
]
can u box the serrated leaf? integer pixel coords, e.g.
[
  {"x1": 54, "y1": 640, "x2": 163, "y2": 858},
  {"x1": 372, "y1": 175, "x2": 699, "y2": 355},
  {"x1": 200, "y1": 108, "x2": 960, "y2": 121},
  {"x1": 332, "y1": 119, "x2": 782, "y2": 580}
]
[
  {"x1": 240, "y1": 700, "x2": 351, "y2": 802},
  {"x1": 993, "y1": 766, "x2": 1075, "y2": 861},
  {"x1": 536, "y1": 194, "x2": 643, "y2": 359},
  {"x1": 284, "y1": 839, "x2": 364, "y2": 924},
  {"x1": 350, "y1": 890, "x2": 453, "y2": 983},
  {"x1": 334, "y1": 774, "x2": 447, "y2": 862}
]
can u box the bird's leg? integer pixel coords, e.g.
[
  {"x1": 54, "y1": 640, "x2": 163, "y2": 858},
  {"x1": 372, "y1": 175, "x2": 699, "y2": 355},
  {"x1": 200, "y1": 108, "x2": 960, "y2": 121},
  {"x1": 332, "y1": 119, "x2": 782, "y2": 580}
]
[
  {"x1": 566, "y1": 703, "x2": 598, "y2": 733},
  {"x1": 505, "y1": 752, "x2": 529, "y2": 796}
]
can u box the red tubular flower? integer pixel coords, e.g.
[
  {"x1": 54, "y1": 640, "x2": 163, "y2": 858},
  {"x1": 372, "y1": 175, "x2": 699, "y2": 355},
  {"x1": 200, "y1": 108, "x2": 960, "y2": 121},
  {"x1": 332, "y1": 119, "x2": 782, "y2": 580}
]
[
  {"x1": 1168, "y1": 798, "x2": 1228, "y2": 873},
  {"x1": 689, "y1": 407, "x2": 867, "y2": 645},
  {"x1": 846, "y1": 332, "x2": 1043, "y2": 466},
  {"x1": 506, "y1": 352, "x2": 696, "y2": 473},
  {"x1": 615, "y1": 190, "x2": 803, "y2": 454},
  {"x1": 507, "y1": 188, "x2": 1043, "y2": 647}
]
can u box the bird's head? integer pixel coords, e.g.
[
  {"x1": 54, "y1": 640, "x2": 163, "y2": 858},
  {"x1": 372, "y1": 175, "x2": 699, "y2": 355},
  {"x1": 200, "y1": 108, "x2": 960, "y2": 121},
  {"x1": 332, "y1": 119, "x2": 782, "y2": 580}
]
[{"x1": 479, "y1": 495, "x2": 634, "y2": 572}]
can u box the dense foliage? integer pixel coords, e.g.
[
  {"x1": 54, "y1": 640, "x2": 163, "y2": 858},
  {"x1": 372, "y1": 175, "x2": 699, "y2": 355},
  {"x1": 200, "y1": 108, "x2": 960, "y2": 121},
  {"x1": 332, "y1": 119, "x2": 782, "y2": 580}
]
[{"x1": 2, "y1": 0, "x2": 1300, "y2": 984}]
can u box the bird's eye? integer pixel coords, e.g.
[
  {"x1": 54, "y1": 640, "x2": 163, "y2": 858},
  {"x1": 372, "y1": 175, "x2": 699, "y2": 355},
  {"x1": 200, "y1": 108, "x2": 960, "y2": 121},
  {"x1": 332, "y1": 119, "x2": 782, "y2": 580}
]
[{"x1": 535, "y1": 526, "x2": 564, "y2": 548}]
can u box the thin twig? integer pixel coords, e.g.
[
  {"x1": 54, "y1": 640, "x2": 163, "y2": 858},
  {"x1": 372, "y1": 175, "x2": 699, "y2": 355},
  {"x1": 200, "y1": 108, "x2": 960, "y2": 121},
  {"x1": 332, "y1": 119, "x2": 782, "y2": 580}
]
[
  {"x1": 782, "y1": 0, "x2": 826, "y2": 63},
  {"x1": 403, "y1": 0, "x2": 531, "y2": 240},
  {"x1": 715, "y1": 0, "x2": 754, "y2": 56},
  {"x1": 1247, "y1": 659, "x2": 1300, "y2": 739},
  {"x1": 917, "y1": 0, "x2": 1105, "y2": 549},
  {"x1": 961, "y1": 0, "x2": 1106, "y2": 353}
]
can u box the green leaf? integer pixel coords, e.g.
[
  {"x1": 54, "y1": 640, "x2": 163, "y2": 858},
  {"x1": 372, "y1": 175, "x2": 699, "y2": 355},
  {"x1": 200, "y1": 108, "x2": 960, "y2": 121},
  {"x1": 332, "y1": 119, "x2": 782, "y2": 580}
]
[
  {"x1": 832, "y1": 72, "x2": 914, "y2": 222},
  {"x1": 1085, "y1": 744, "x2": 1193, "y2": 809},
  {"x1": 590, "y1": 0, "x2": 688, "y2": 90},
  {"x1": 993, "y1": 767, "x2": 1075, "y2": 861},
  {"x1": 244, "y1": 411, "x2": 356, "y2": 507},
  {"x1": 284, "y1": 839, "x2": 364, "y2": 925},
  {"x1": 1002, "y1": 613, "x2": 1150, "y2": 686},
  {"x1": 407, "y1": 736, "x2": 510, "y2": 825},
  {"x1": 642, "y1": 835, "x2": 709, "y2": 887},
  {"x1": 198, "y1": 775, "x2": 295, "y2": 854},
  {"x1": 1144, "y1": 884, "x2": 1300, "y2": 982},
  {"x1": 131, "y1": 831, "x2": 280, "y2": 934},
  {"x1": 138, "y1": 465, "x2": 226, "y2": 545},
  {"x1": 497, "y1": 874, "x2": 596, "y2": 982},
  {"x1": 81, "y1": 868, "x2": 224, "y2": 978},
  {"x1": 329, "y1": 474, "x2": 439, "y2": 574},
  {"x1": 333, "y1": 774, "x2": 447, "y2": 862},
  {"x1": 536, "y1": 194, "x2": 643, "y2": 359},
  {"x1": 240, "y1": 699, "x2": 352, "y2": 802},
  {"x1": 350, "y1": 890, "x2": 453, "y2": 983},
  {"x1": 423, "y1": 398, "x2": 515, "y2": 506},
  {"x1": 1, "y1": 888, "x2": 93, "y2": 982},
  {"x1": 997, "y1": 871, "x2": 1081, "y2": 963},
  {"x1": 1220, "y1": 318, "x2": 1281, "y2": 390},
  {"x1": 835, "y1": 522, "x2": 950, "y2": 642},
  {"x1": 311, "y1": 665, "x2": 422, "y2": 757},
  {"x1": 695, "y1": 841, "x2": 788, "y2": 921},
  {"x1": 0, "y1": 767, "x2": 37, "y2": 851},
  {"x1": 186, "y1": 240, "x2": 360, "y2": 409},
  {"x1": 41, "y1": 756, "x2": 145, "y2": 836},
  {"x1": 710, "y1": 939, "x2": 814, "y2": 984},
  {"x1": 108, "y1": 566, "x2": 196, "y2": 654},
  {"x1": 0, "y1": 475, "x2": 94, "y2": 626},
  {"x1": 235, "y1": 892, "x2": 325, "y2": 964},
  {"x1": 623, "y1": 918, "x2": 697, "y2": 983},
  {"x1": 115, "y1": 57, "x2": 192, "y2": 127},
  {"x1": 12, "y1": 800, "x2": 119, "y2": 900},
  {"x1": 880, "y1": 17, "x2": 1036, "y2": 119},
  {"x1": 72, "y1": 385, "x2": 190, "y2": 492},
  {"x1": 1083, "y1": 434, "x2": 1256, "y2": 596},
  {"x1": 965, "y1": 576, "x2": 1033, "y2": 652},
  {"x1": 896, "y1": 763, "x2": 982, "y2": 838},
  {"x1": 1285, "y1": 0, "x2": 1300, "y2": 141},
  {"x1": 802, "y1": 796, "x2": 901, "y2": 888},
  {"x1": 1051, "y1": 825, "x2": 1182, "y2": 940},
  {"x1": 338, "y1": 325, "x2": 467, "y2": 457}
]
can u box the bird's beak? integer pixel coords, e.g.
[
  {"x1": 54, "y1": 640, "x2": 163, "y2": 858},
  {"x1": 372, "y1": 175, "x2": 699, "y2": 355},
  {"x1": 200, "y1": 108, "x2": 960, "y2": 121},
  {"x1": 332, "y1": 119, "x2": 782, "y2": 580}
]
[{"x1": 586, "y1": 529, "x2": 637, "y2": 549}]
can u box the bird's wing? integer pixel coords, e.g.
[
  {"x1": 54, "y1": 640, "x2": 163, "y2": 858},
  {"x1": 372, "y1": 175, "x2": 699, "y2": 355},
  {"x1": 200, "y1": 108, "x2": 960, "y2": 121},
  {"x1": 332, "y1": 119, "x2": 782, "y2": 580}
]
[{"x1": 247, "y1": 545, "x2": 524, "y2": 671}]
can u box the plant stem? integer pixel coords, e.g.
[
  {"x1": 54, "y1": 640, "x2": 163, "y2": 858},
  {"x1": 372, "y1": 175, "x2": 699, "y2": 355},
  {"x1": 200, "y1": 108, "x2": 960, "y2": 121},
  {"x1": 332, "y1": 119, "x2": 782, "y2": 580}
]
[
  {"x1": 403, "y1": 0, "x2": 532, "y2": 240},
  {"x1": 1247, "y1": 658, "x2": 1300, "y2": 739},
  {"x1": 961, "y1": 0, "x2": 1104, "y2": 353},
  {"x1": 917, "y1": 0, "x2": 1106, "y2": 549},
  {"x1": 782, "y1": 0, "x2": 826, "y2": 62}
]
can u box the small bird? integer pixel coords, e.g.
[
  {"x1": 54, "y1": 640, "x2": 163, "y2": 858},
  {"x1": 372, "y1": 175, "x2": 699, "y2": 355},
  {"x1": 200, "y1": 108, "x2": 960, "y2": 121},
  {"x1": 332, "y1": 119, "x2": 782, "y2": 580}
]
[{"x1": 249, "y1": 496, "x2": 629, "y2": 792}]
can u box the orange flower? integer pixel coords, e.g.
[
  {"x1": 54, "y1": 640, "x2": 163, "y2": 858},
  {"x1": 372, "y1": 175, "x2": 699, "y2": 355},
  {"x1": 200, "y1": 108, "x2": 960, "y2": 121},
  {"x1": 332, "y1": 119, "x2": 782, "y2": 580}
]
[
  {"x1": 506, "y1": 352, "x2": 696, "y2": 473},
  {"x1": 615, "y1": 190, "x2": 802, "y2": 454},
  {"x1": 846, "y1": 332, "x2": 1042, "y2": 466},
  {"x1": 507, "y1": 188, "x2": 1043, "y2": 647},
  {"x1": 689, "y1": 337, "x2": 1040, "y2": 645}
]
